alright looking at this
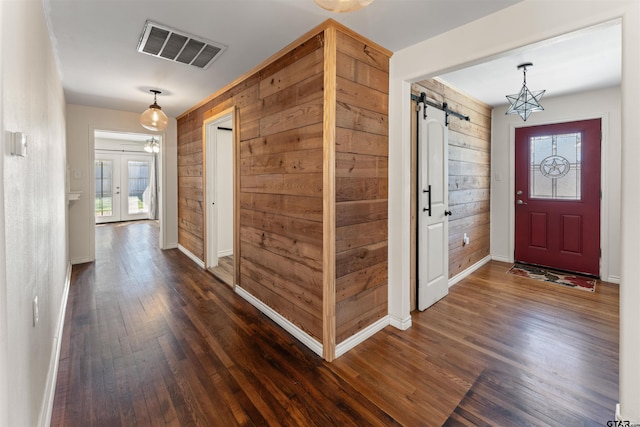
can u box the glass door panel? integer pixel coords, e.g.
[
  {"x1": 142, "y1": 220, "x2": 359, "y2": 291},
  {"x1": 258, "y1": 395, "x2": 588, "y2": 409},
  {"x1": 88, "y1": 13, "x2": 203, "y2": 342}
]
[
  {"x1": 95, "y1": 153, "x2": 151, "y2": 223},
  {"x1": 95, "y1": 155, "x2": 121, "y2": 223},
  {"x1": 122, "y1": 157, "x2": 151, "y2": 220},
  {"x1": 95, "y1": 159, "x2": 113, "y2": 218}
]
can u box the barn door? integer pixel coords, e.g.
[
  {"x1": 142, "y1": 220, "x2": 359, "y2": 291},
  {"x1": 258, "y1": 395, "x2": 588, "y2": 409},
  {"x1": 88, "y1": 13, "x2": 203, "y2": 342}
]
[{"x1": 418, "y1": 105, "x2": 449, "y2": 311}]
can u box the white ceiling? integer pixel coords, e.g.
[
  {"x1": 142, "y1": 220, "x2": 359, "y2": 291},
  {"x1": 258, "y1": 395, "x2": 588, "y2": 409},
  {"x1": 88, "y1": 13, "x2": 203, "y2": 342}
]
[
  {"x1": 43, "y1": 0, "x2": 621, "y2": 117},
  {"x1": 44, "y1": 0, "x2": 521, "y2": 117},
  {"x1": 437, "y1": 19, "x2": 621, "y2": 107}
]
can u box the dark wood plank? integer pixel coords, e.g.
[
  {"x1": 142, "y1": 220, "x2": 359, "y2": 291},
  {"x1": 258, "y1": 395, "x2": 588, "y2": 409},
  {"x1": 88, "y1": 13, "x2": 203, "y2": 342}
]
[{"x1": 52, "y1": 222, "x2": 619, "y2": 427}]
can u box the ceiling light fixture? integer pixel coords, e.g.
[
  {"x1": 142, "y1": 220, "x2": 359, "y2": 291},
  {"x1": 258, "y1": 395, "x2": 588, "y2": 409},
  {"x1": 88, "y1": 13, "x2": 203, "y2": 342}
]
[
  {"x1": 505, "y1": 62, "x2": 545, "y2": 121},
  {"x1": 144, "y1": 137, "x2": 160, "y2": 153},
  {"x1": 140, "y1": 89, "x2": 169, "y2": 131},
  {"x1": 313, "y1": 0, "x2": 374, "y2": 13}
]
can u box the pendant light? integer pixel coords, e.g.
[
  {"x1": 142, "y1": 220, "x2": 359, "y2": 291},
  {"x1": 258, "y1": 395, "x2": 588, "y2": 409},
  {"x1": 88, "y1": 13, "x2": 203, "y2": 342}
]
[
  {"x1": 313, "y1": 0, "x2": 374, "y2": 13},
  {"x1": 505, "y1": 63, "x2": 545, "y2": 121},
  {"x1": 140, "y1": 89, "x2": 169, "y2": 131}
]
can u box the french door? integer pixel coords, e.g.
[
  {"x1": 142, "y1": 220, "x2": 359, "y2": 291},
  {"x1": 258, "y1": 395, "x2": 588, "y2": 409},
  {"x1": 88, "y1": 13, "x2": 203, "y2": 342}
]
[
  {"x1": 95, "y1": 153, "x2": 152, "y2": 223},
  {"x1": 514, "y1": 119, "x2": 601, "y2": 276}
]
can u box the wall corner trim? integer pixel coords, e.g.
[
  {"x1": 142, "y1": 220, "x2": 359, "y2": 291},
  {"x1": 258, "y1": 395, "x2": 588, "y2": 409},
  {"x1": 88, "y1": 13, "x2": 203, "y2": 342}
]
[
  {"x1": 389, "y1": 314, "x2": 412, "y2": 330},
  {"x1": 235, "y1": 286, "x2": 323, "y2": 358},
  {"x1": 178, "y1": 244, "x2": 205, "y2": 269},
  {"x1": 38, "y1": 262, "x2": 72, "y2": 427}
]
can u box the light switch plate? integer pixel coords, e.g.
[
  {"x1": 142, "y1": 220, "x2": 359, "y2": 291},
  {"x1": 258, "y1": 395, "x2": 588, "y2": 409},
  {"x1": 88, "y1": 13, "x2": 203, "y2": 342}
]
[
  {"x1": 33, "y1": 296, "x2": 39, "y2": 326},
  {"x1": 11, "y1": 132, "x2": 27, "y2": 157}
]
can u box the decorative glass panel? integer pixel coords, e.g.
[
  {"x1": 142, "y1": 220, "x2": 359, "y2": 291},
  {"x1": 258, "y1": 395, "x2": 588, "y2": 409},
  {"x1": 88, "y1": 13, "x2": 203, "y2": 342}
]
[
  {"x1": 529, "y1": 132, "x2": 581, "y2": 200},
  {"x1": 95, "y1": 160, "x2": 113, "y2": 217},
  {"x1": 127, "y1": 160, "x2": 149, "y2": 214}
]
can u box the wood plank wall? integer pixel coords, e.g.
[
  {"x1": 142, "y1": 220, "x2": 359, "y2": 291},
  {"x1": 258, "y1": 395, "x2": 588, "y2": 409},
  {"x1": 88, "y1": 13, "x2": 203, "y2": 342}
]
[
  {"x1": 177, "y1": 20, "x2": 391, "y2": 356},
  {"x1": 178, "y1": 33, "x2": 326, "y2": 341},
  {"x1": 415, "y1": 79, "x2": 492, "y2": 279},
  {"x1": 334, "y1": 31, "x2": 389, "y2": 343}
]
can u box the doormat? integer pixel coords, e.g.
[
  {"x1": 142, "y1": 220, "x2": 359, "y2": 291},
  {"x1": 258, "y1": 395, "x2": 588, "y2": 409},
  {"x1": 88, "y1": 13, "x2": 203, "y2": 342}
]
[{"x1": 507, "y1": 263, "x2": 596, "y2": 292}]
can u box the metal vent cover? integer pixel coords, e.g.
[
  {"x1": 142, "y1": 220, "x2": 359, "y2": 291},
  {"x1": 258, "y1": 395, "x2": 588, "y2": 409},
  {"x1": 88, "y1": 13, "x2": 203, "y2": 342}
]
[{"x1": 137, "y1": 20, "x2": 226, "y2": 69}]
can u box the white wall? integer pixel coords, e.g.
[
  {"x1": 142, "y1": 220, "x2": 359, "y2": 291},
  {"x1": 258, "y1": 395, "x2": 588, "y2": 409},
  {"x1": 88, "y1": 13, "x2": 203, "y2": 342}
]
[
  {"x1": 491, "y1": 86, "x2": 622, "y2": 282},
  {"x1": 1, "y1": 1, "x2": 69, "y2": 425},
  {"x1": 66, "y1": 104, "x2": 178, "y2": 264},
  {"x1": 389, "y1": 0, "x2": 640, "y2": 422},
  {"x1": 216, "y1": 128, "x2": 234, "y2": 257}
]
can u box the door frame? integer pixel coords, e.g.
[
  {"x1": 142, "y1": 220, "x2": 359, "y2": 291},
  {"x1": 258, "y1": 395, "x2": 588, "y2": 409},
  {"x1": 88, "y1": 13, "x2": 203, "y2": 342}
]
[
  {"x1": 508, "y1": 113, "x2": 611, "y2": 279},
  {"x1": 88, "y1": 128, "x2": 166, "y2": 262},
  {"x1": 203, "y1": 107, "x2": 239, "y2": 288}
]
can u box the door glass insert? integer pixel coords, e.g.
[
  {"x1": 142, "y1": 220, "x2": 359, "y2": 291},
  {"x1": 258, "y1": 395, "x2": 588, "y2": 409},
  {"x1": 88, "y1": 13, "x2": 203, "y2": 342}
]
[
  {"x1": 529, "y1": 132, "x2": 581, "y2": 200},
  {"x1": 95, "y1": 160, "x2": 113, "y2": 217},
  {"x1": 127, "y1": 160, "x2": 150, "y2": 214}
]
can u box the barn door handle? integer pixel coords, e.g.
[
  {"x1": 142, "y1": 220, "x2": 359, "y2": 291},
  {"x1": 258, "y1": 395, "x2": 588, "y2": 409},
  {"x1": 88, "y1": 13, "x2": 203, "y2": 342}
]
[
  {"x1": 422, "y1": 185, "x2": 432, "y2": 216},
  {"x1": 444, "y1": 210, "x2": 452, "y2": 216}
]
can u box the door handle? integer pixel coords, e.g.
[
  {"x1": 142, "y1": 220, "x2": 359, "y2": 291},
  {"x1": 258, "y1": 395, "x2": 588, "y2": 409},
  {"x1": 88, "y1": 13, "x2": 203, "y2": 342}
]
[
  {"x1": 517, "y1": 199, "x2": 527, "y2": 205},
  {"x1": 422, "y1": 185, "x2": 432, "y2": 216},
  {"x1": 444, "y1": 210, "x2": 452, "y2": 216}
]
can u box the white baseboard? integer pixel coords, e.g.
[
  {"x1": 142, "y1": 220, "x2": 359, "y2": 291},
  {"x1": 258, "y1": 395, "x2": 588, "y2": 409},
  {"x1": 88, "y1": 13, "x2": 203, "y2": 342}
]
[
  {"x1": 389, "y1": 314, "x2": 412, "y2": 330},
  {"x1": 38, "y1": 262, "x2": 72, "y2": 427},
  {"x1": 491, "y1": 254, "x2": 512, "y2": 263},
  {"x1": 178, "y1": 244, "x2": 205, "y2": 269},
  {"x1": 164, "y1": 242, "x2": 178, "y2": 250},
  {"x1": 70, "y1": 256, "x2": 92, "y2": 265},
  {"x1": 235, "y1": 286, "x2": 323, "y2": 358},
  {"x1": 449, "y1": 255, "x2": 492, "y2": 287},
  {"x1": 217, "y1": 249, "x2": 233, "y2": 258},
  {"x1": 335, "y1": 316, "x2": 389, "y2": 359},
  {"x1": 616, "y1": 403, "x2": 640, "y2": 426},
  {"x1": 606, "y1": 275, "x2": 620, "y2": 284}
]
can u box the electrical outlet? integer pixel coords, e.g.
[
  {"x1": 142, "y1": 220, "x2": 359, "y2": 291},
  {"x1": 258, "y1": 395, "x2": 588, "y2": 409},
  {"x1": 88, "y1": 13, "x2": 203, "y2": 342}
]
[
  {"x1": 33, "y1": 296, "x2": 39, "y2": 326},
  {"x1": 463, "y1": 233, "x2": 470, "y2": 246}
]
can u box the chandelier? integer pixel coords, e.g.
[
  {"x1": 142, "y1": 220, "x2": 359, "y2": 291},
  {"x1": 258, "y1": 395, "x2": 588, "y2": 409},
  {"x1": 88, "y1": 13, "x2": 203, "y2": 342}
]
[
  {"x1": 144, "y1": 137, "x2": 160, "y2": 153},
  {"x1": 505, "y1": 63, "x2": 545, "y2": 121}
]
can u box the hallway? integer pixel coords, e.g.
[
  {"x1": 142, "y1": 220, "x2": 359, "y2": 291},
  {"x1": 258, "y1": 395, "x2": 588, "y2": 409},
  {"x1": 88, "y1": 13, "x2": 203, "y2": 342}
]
[{"x1": 51, "y1": 221, "x2": 619, "y2": 426}]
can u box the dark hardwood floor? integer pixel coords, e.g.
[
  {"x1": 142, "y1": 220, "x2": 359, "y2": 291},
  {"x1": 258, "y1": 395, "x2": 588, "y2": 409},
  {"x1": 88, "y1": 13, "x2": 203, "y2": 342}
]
[{"x1": 52, "y1": 221, "x2": 619, "y2": 426}]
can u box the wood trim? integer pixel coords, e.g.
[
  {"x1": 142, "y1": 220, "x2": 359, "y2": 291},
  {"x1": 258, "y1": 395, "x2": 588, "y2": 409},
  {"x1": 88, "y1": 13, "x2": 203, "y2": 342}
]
[
  {"x1": 233, "y1": 108, "x2": 240, "y2": 288},
  {"x1": 323, "y1": 26, "x2": 337, "y2": 362},
  {"x1": 177, "y1": 19, "x2": 391, "y2": 120}
]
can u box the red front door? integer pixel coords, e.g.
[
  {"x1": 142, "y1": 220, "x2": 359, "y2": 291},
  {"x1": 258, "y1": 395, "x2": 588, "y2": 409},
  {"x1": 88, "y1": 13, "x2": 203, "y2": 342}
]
[{"x1": 514, "y1": 119, "x2": 601, "y2": 276}]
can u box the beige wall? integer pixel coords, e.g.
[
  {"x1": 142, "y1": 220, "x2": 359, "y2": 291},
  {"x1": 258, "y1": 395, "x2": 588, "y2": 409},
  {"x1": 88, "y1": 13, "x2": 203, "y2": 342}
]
[
  {"x1": 0, "y1": 1, "x2": 68, "y2": 425},
  {"x1": 66, "y1": 104, "x2": 179, "y2": 264},
  {"x1": 491, "y1": 86, "x2": 622, "y2": 282}
]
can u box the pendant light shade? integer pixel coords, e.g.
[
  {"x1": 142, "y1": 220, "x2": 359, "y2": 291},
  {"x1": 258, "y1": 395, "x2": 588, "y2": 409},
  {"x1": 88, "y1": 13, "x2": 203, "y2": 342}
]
[
  {"x1": 313, "y1": 0, "x2": 374, "y2": 13},
  {"x1": 140, "y1": 89, "x2": 168, "y2": 131},
  {"x1": 505, "y1": 63, "x2": 545, "y2": 122}
]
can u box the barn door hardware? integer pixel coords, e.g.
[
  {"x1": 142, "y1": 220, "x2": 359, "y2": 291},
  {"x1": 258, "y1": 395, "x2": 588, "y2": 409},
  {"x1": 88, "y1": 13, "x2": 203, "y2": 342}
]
[
  {"x1": 410, "y1": 92, "x2": 470, "y2": 126},
  {"x1": 422, "y1": 185, "x2": 432, "y2": 216}
]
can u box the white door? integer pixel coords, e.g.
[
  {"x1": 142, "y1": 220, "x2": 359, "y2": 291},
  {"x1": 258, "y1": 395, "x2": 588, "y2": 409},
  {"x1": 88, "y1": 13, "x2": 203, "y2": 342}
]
[
  {"x1": 418, "y1": 105, "x2": 449, "y2": 311},
  {"x1": 205, "y1": 115, "x2": 234, "y2": 269},
  {"x1": 95, "y1": 153, "x2": 152, "y2": 223}
]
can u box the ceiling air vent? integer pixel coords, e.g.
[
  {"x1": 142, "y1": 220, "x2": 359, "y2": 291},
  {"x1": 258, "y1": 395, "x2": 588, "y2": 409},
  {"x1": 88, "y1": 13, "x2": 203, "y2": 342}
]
[{"x1": 137, "y1": 20, "x2": 226, "y2": 69}]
